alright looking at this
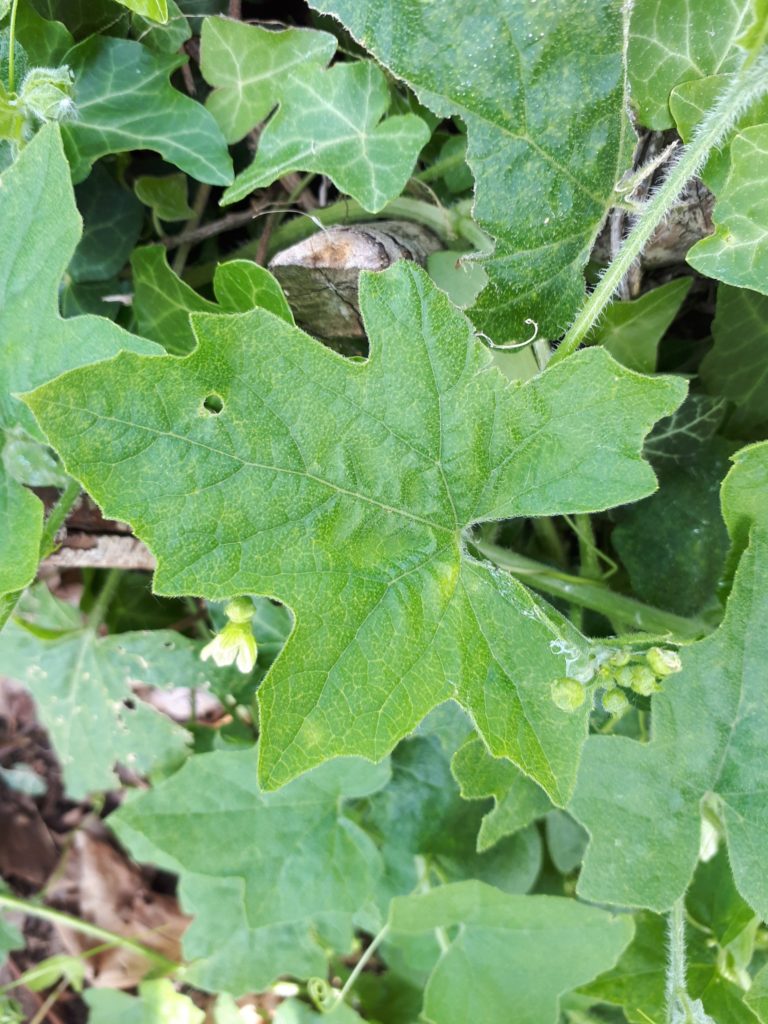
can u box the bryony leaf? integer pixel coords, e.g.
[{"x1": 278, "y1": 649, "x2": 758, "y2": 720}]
[
  {"x1": 25, "y1": 262, "x2": 684, "y2": 801},
  {"x1": 585, "y1": 278, "x2": 692, "y2": 373},
  {"x1": 131, "y1": 245, "x2": 293, "y2": 354},
  {"x1": 85, "y1": 980, "x2": 204, "y2": 1024},
  {"x1": 700, "y1": 285, "x2": 768, "y2": 434},
  {"x1": 627, "y1": 0, "x2": 755, "y2": 130},
  {"x1": 309, "y1": 0, "x2": 633, "y2": 339},
  {"x1": 387, "y1": 881, "x2": 634, "y2": 1024},
  {"x1": 687, "y1": 126, "x2": 768, "y2": 294},
  {"x1": 570, "y1": 445, "x2": 768, "y2": 915},
  {"x1": 62, "y1": 36, "x2": 232, "y2": 185},
  {"x1": 450, "y1": 734, "x2": 550, "y2": 852},
  {"x1": 0, "y1": 124, "x2": 158, "y2": 615},
  {"x1": 200, "y1": 17, "x2": 430, "y2": 213},
  {"x1": 109, "y1": 749, "x2": 389, "y2": 993},
  {"x1": 0, "y1": 585, "x2": 224, "y2": 798}
]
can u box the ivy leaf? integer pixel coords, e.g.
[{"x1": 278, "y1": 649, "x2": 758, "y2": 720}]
[
  {"x1": 687, "y1": 126, "x2": 768, "y2": 292},
  {"x1": 200, "y1": 18, "x2": 430, "y2": 213},
  {"x1": 570, "y1": 453, "x2": 768, "y2": 916},
  {"x1": 114, "y1": 0, "x2": 168, "y2": 22},
  {"x1": 0, "y1": 125, "x2": 158, "y2": 614},
  {"x1": 627, "y1": 0, "x2": 754, "y2": 130},
  {"x1": 131, "y1": 245, "x2": 293, "y2": 354},
  {"x1": 700, "y1": 285, "x2": 768, "y2": 433},
  {"x1": 309, "y1": 0, "x2": 633, "y2": 339},
  {"x1": 109, "y1": 749, "x2": 389, "y2": 993},
  {"x1": 0, "y1": 586, "x2": 224, "y2": 798},
  {"x1": 69, "y1": 164, "x2": 144, "y2": 283},
  {"x1": 26, "y1": 262, "x2": 684, "y2": 801},
  {"x1": 62, "y1": 36, "x2": 232, "y2": 185},
  {"x1": 134, "y1": 173, "x2": 194, "y2": 222},
  {"x1": 585, "y1": 278, "x2": 692, "y2": 373},
  {"x1": 450, "y1": 735, "x2": 550, "y2": 852},
  {"x1": 387, "y1": 881, "x2": 634, "y2": 1024}
]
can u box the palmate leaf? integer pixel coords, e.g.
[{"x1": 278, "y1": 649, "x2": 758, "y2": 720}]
[
  {"x1": 62, "y1": 36, "x2": 232, "y2": 185},
  {"x1": 0, "y1": 585, "x2": 232, "y2": 798},
  {"x1": 201, "y1": 17, "x2": 430, "y2": 213},
  {"x1": 387, "y1": 881, "x2": 634, "y2": 1024},
  {"x1": 114, "y1": 0, "x2": 168, "y2": 22},
  {"x1": 110, "y1": 748, "x2": 389, "y2": 993},
  {"x1": 26, "y1": 262, "x2": 684, "y2": 801},
  {"x1": 309, "y1": 0, "x2": 633, "y2": 340},
  {"x1": 451, "y1": 734, "x2": 551, "y2": 852},
  {"x1": 0, "y1": 125, "x2": 158, "y2": 614},
  {"x1": 627, "y1": 0, "x2": 755, "y2": 130},
  {"x1": 570, "y1": 445, "x2": 768, "y2": 916}
]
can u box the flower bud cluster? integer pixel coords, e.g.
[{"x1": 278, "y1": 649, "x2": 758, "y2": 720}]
[{"x1": 550, "y1": 645, "x2": 682, "y2": 716}]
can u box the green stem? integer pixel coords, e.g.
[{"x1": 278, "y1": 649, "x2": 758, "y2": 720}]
[
  {"x1": 87, "y1": 567, "x2": 122, "y2": 631},
  {"x1": 573, "y1": 513, "x2": 601, "y2": 580},
  {"x1": 413, "y1": 148, "x2": 466, "y2": 184},
  {"x1": 7, "y1": 0, "x2": 20, "y2": 93},
  {"x1": 471, "y1": 536, "x2": 709, "y2": 639},
  {"x1": 552, "y1": 53, "x2": 768, "y2": 365},
  {"x1": 334, "y1": 923, "x2": 390, "y2": 1009},
  {"x1": 666, "y1": 897, "x2": 691, "y2": 1023},
  {"x1": 173, "y1": 182, "x2": 211, "y2": 276},
  {"x1": 0, "y1": 894, "x2": 178, "y2": 974}
]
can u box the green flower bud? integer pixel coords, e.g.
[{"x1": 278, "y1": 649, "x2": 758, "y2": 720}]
[
  {"x1": 613, "y1": 665, "x2": 634, "y2": 689},
  {"x1": 225, "y1": 596, "x2": 255, "y2": 624},
  {"x1": 551, "y1": 677, "x2": 586, "y2": 713},
  {"x1": 603, "y1": 688, "x2": 629, "y2": 715},
  {"x1": 646, "y1": 646, "x2": 682, "y2": 677},
  {"x1": 608, "y1": 649, "x2": 631, "y2": 668},
  {"x1": 630, "y1": 664, "x2": 659, "y2": 697}
]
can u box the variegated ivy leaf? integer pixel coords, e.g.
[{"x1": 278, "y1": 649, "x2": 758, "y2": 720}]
[
  {"x1": 62, "y1": 35, "x2": 232, "y2": 185},
  {"x1": 131, "y1": 245, "x2": 293, "y2": 355},
  {"x1": 570, "y1": 444, "x2": 768, "y2": 917},
  {"x1": 309, "y1": 0, "x2": 633, "y2": 340},
  {"x1": 0, "y1": 125, "x2": 158, "y2": 620},
  {"x1": 200, "y1": 17, "x2": 430, "y2": 213},
  {"x1": 110, "y1": 748, "x2": 389, "y2": 993},
  {"x1": 26, "y1": 262, "x2": 684, "y2": 801},
  {"x1": 628, "y1": 0, "x2": 755, "y2": 130}
]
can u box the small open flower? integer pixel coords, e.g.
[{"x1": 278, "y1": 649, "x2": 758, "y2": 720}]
[
  {"x1": 200, "y1": 597, "x2": 258, "y2": 674},
  {"x1": 201, "y1": 622, "x2": 257, "y2": 673}
]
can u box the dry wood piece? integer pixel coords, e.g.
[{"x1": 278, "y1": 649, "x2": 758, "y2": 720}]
[{"x1": 269, "y1": 220, "x2": 442, "y2": 338}]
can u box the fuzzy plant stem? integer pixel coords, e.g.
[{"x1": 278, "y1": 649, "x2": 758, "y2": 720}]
[
  {"x1": 552, "y1": 53, "x2": 768, "y2": 365},
  {"x1": 7, "y1": 0, "x2": 20, "y2": 93},
  {"x1": 666, "y1": 897, "x2": 698, "y2": 1023}
]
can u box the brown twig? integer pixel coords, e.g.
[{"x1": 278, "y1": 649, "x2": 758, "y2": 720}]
[
  {"x1": 228, "y1": 0, "x2": 242, "y2": 17},
  {"x1": 162, "y1": 200, "x2": 269, "y2": 251}
]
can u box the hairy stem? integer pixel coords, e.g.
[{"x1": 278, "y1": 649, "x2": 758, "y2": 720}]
[
  {"x1": 471, "y1": 536, "x2": 709, "y2": 639},
  {"x1": 552, "y1": 53, "x2": 768, "y2": 365},
  {"x1": 0, "y1": 894, "x2": 178, "y2": 974},
  {"x1": 87, "y1": 567, "x2": 122, "y2": 631},
  {"x1": 7, "y1": 0, "x2": 20, "y2": 93},
  {"x1": 666, "y1": 897, "x2": 694, "y2": 1023}
]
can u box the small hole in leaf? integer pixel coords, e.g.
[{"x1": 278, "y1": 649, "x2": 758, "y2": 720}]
[{"x1": 203, "y1": 393, "x2": 224, "y2": 415}]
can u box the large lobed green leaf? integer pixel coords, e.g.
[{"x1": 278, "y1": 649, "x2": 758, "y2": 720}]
[
  {"x1": 570, "y1": 444, "x2": 768, "y2": 917},
  {"x1": 309, "y1": 0, "x2": 633, "y2": 340},
  {"x1": 388, "y1": 881, "x2": 634, "y2": 1024},
  {"x1": 110, "y1": 748, "x2": 389, "y2": 993},
  {"x1": 201, "y1": 17, "x2": 429, "y2": 213},
  {"x1": 0, "y1": 125, "x2": 158, "y2": 614},
  {"x1": 25, "y1": 262, "x2": 684, "y2": 801}
]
